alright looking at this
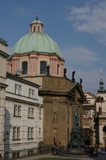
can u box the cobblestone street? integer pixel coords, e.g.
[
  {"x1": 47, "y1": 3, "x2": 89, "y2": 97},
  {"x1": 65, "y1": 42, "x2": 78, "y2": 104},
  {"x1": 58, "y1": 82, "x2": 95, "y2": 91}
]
[{"x1": 18, "y1": 153, "x2": 94, "y2": 160}]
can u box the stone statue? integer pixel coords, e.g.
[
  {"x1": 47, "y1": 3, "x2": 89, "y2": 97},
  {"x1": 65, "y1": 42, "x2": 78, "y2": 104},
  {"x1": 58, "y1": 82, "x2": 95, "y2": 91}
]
[
  {"x1": 72, "y1": 71, "x2": 76, "y2": 82},
  {"x1": 46, "y1": 65, "x2": 50, "y2": 75},
  {"x1": 64, "y1": 68, "x2": 67, "y2": 77},
  {"x1": 80, "y1": 78, "x2": 82, "y2": 85}
]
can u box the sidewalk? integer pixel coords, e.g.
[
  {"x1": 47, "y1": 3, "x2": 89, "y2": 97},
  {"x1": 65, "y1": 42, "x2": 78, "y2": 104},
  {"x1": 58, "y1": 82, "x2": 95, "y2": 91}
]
[{"x1": 19, "y1": 153, "x2": 94, "y2": 160}]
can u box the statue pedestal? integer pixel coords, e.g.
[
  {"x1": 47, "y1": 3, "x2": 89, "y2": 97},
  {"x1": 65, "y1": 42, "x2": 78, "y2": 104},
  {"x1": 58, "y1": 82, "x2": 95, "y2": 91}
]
[{"x1": 69, "y1": 147, "x2": 85, "y2": 155}]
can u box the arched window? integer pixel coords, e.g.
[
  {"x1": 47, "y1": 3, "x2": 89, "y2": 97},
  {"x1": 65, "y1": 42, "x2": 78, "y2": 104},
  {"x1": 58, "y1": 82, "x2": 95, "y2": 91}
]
[
  {"x1": 103, "y1": 126, "x2": 106, "y2": 134},
  {"x1": 38, "y1": 26, "x2": 40, "y2": 32},
  {"x1": 40, "y1": 61, "x2": 47, "y2": 74},
  {"x1": 22, "y1": 61, "x2": 28, "y2": 74},
  {"x1": 34, "y1": 26, "x2": 36, "y2": 32}
]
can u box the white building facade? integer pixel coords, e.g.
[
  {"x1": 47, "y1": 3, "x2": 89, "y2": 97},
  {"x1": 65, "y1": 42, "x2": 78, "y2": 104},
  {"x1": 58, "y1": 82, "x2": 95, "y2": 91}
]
[
  {"x1": 96, "y1": 78, "x2": 106, "y2": 149},
  {"x1": 83, "y1": 92, "x2": 96, "y2": 146},
  {"x1": 0, "y1": 38, "x2": 9, "y2": 157},
  {"x1": 4, "y1": 73, "x2": 43, "y2": 159}
]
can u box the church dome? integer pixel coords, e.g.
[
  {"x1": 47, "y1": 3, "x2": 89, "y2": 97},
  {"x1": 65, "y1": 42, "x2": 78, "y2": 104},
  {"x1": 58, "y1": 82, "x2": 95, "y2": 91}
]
[{"x1": 12, "y1": 16, "x2": 61, "y2": 57}]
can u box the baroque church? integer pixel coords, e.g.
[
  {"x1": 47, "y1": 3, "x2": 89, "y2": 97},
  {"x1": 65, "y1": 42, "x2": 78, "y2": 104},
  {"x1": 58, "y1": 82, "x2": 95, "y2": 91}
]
[
  {"x1": 7, "y1": 15, "x2": 85, "y2": 146},
  {"x1": 1, "y1": 15, "x2": 85, "y2": 159}
]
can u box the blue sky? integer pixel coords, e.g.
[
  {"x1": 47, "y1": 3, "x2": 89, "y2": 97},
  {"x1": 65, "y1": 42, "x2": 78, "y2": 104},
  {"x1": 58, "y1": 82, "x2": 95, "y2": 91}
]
[{"x1": 1, "y1": 0, "x2": 106, "y2": 94}]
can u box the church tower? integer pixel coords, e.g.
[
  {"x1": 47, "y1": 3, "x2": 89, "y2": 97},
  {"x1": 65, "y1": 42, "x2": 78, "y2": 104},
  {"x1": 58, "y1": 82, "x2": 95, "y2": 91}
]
[{"x1": 98, "y1": 69, "x2": 106, "y2": 93}]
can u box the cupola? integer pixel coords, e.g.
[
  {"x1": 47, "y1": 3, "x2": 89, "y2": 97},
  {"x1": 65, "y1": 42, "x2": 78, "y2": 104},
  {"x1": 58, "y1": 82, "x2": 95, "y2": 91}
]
[{"x1": 30, "y1": 15, "x2": 44, "y2": 33}]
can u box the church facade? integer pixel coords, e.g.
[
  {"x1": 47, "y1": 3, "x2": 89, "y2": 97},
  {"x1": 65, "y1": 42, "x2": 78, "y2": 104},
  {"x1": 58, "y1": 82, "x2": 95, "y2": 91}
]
[{"x1": 7, "y1": 16, "x2": 85, "y2": 149}]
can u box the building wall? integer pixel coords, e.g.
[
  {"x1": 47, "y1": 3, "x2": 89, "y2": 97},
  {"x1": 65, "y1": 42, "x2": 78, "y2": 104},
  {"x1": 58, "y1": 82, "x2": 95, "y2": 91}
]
[
  {"x1": 0, "y1": 55, "x2": 7, "y2": 78},
  {"x1": 26, "y1": 76, "x2": 84, "y2": 147},
  {"x1": 96, "y1": 93, "x2": 106, "y2": 148},
  {"x1": 82, "y1": 92, "x2": 96, "y2": 146},
  {"x1": 7, "y1": 53, "x2": 64, "y2": 77},
  {"x1": 43, "y1": 96, "x2": 72, "y2": 146},
  {"x1": 0, "y1": 43, "x2": 7, "y2": 53},
  {"x1": 0, "y1": 39, "x2": 9, "y2": 157},
  {"x1": 83, "y1": 91, "x2": 106, "y2": 149},
  {"x1": 4, "y1": 76, "x2": 43, "y2": 159},
  {"x1": 0, "y1": 87, "x2": 6, "y2": 156}
]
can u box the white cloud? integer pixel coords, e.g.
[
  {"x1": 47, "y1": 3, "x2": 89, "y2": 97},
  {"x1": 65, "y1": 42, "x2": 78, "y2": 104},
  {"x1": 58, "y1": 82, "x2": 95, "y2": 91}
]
[
  {"x1": 67, "y1": 1, "x2": 106, "y2": 45},
  {"x1": 62, "y1": 46, "x2": 104, "y2": 93},
  {"x1": 65, "y1": 63, "x2": 106, "y2": 94},
  {"x1": 62, "y1": 47, "x2": 100, "y2": 68}
]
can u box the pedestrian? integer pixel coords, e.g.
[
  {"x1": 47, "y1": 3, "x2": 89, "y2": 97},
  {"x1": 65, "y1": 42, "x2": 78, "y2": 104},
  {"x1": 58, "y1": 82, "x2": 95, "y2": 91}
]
[
  {"x1": 90, "y1": 146, "x2": 94, "y2": 156},
  {"x1": 0, "y1": 154, "x2": 3, "y2": 160},
  {"x1": 52, "y1": 145, "x2": 55, "y2": 155}
]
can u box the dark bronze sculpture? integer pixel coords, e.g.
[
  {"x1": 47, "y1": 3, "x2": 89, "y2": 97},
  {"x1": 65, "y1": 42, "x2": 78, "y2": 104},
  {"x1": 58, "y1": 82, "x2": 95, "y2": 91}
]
[
  {"x1": 46, "y1": 65, "x2": 50, "y2": 76},
  {"x1": 64, "y1": 68, "x2": 67, "y2": 77},
  {"x1": 80, "y1": 78, "x2": 83, "y2": 85},
  {"x1": 72, "y1": 71, "x2": 76, "y2": 82},
  {"x1": 55, "y1": 107, "x2": 85, "y2": 155},
  {"x1": 68, "y1": 107, "x2": 85, "y2": 154},
  {"x1": 73, "y1": 108, "x2": 79, "y2": 127}
]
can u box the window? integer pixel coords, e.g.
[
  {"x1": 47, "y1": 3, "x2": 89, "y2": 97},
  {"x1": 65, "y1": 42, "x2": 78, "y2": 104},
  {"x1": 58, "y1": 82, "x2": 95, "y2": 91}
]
[
  {"x1": 22, "y1": 61, "x2": 28, "y2": 74},
  {"x1": 29, "y1": 88, "x2": 35, "y2": 98},
  {"x1": 14, "y1": 105, "x2": 21, "y2": 117},
  {"x1": 28, "y1": 127, "x2": 34, "y2": 139},
  {"x1": 13, "y1": 152, "x2": 20, "y2": 159},
  {"x1": 28, "y1": 149, "x2": 34, "y2": 156},
  {"x1": 85, "y1": 100, "x2": 90, "y2": 104},
  {"x1": 13, "y1": 127, "x2": 20, "y2": 140},
  {"x1": 38, "y1": 26, "x2": 40, "y2": 32},
  {"x1": 15, "y1": 84, "x2": 22, "y2": 95},
  {"x1": 28, "y1": 108, "x2": 34, "y2": 118},
  {"x1": 40, "y1": 61, "x2": 47, "y2": 74},
  {"x1": 34, "y1": 26, "x2": 36, "y2": 32}
]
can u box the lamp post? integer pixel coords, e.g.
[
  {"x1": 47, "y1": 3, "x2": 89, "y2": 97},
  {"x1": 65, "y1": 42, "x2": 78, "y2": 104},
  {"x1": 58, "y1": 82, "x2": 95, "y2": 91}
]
[{"x1": 94, "y1": 112, "x2": 99, "y2": 150}]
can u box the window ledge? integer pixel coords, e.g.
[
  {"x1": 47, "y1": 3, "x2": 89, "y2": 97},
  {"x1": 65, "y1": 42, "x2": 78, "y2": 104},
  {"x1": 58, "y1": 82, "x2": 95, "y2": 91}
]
[
  {"x1": 13, "y1": 139, "x2": 21, "y2": 141},
  {"x1": 13, "y1": 115, "x2": 21, "y2": 118},
  {"x1": 28, "y1": 117, "x2": 34, "y2": 119},
  {"x1": 27, "y1": 138, "x2": 34, "y2": 140}
]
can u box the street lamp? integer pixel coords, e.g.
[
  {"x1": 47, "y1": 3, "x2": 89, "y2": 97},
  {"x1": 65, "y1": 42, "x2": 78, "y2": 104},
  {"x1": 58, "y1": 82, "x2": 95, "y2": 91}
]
[{"x1": 93, "y1": 112, "x2": 99, "y2": 149}]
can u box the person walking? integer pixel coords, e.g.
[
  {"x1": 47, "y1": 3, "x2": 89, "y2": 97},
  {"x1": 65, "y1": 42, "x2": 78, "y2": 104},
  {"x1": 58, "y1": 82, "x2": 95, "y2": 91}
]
[{"x1": 0, "y1": 154, "x2": 3, "y2": 160}]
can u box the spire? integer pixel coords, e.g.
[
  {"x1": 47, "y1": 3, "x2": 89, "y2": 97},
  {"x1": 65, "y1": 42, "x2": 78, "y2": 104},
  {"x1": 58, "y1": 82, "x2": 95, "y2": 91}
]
[
  {"x1": 36, "y1": 13, "x2": 38, "y2": 20},
  {"x1": 100, "y1": 68, "x2": 102, "y2": 79}
]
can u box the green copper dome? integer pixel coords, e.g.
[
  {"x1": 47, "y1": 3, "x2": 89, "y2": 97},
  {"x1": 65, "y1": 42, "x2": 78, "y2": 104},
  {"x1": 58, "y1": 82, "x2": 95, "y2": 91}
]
[
  {"x1": 12, "y1": 17, "x2": 61, "y2": 57},
  {"x1": 12, "y1": 32, "x2": 61, "y2": 57}
]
